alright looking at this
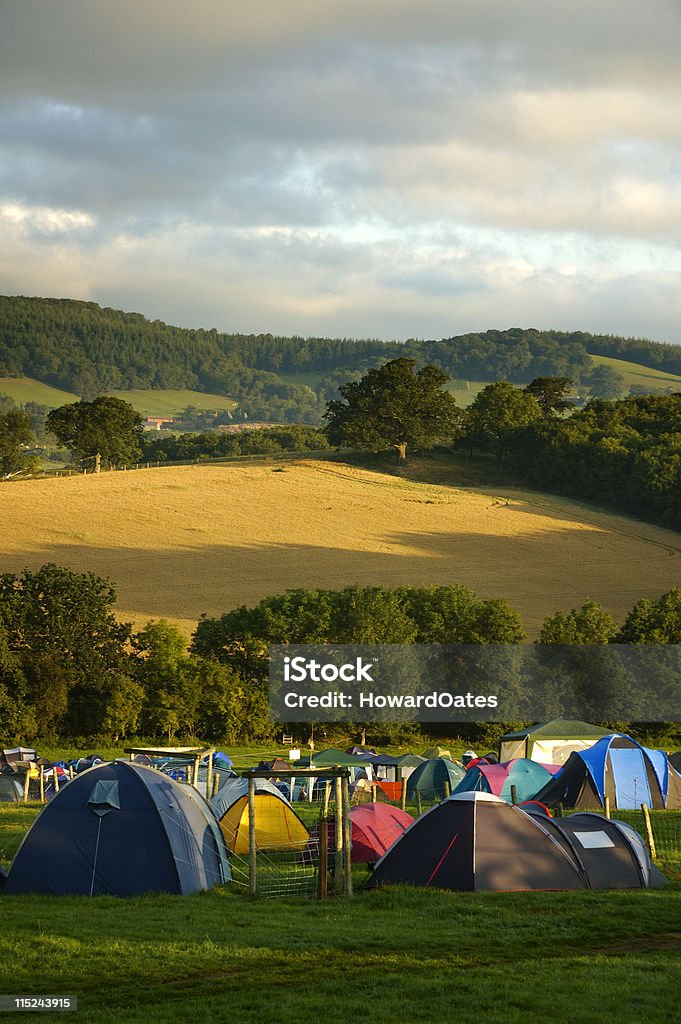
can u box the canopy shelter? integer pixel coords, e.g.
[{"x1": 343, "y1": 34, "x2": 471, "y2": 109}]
[
  {"x1": 453, "y1": 758, "x2": 560, "y2": 804},
  {"x1": 533, "y1": 735, "x2": 681, "y2": 810},
  {"x1": 406, "y1": 757, "x2": 465, "y2": 801},
  {"x1": 211, "y1": 776, "x2": 309, "y2": 855},
  {"x1": 3, "y1": 761, "x2": 230, "y2": 896},
  {"x1": 499, "y1": 719, "x2": 613, "y2": 765},
  {"x1": 1, "y1": 747, "x2": 37, "y2": 770}
]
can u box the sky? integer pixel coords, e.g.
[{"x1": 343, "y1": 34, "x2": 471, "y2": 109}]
[{"x1": 1, "y1": 0, "x2": 680, "y2": 344}]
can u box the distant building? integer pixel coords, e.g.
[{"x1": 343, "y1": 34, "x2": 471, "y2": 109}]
[{"x1": 143, "y1": 416, "x2": 175, "y2": 431}]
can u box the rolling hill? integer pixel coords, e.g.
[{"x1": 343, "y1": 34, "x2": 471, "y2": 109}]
[{"x1": 2, "y1": 458, "x2": 680, "y2": 638}]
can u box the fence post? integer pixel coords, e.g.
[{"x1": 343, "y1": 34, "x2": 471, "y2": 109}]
[
  {"x1": 400, "y1": 780, "x2": 407, "y2": 812},
  {"x1": 334, "y1": 774, "x2": 343, "y2": 895},
  {"x1": 206, "y1": 755, "x2": 213, "y2": 801},
  {"x1": 323, "y1": 781, "x2": 331, "y2": 818},
  {"x1": 39, "y1": 765, "x2": 45, "y2": 803},
  {"x1": 510, "y1": 784, "x2": 517, "y2": 806},
  {"x1": 641, "y1": 803, "x2": 657, "y2": 860},
  {"x1": 248, "y1": 775, "x2": 257, "y2": 897},
  {"x1": 53, "y1": 767, "x2": 60, "y2": 794},
  {"x1": 22, "y1": 769, "x2": 31, "y2": 803},
  {"x1": 341, "y1": 771, "x2": 353, "y2": 898},
  {"x1": 415, "y1": 790, "x2": 422, "y2": 816},
  {"x1": 604, "y1": 796, "x2": 610, "y2": 819},
  {"x1": 318, "y1": 819, "x2": 328, "y2": 900},
  {"x1": 443, "y1": 781, "x2": 451, "y2": 800}
]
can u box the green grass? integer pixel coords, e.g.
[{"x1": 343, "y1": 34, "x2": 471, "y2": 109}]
[
  {"x1": 0, "y1": 801, "x2": 679, "y2": 1024},
  {"x1": 104, "y1": 389, "x2": 238, "y2": 417},
  {"x1": 0, "y1": 376, "x2": 79, "y2": 407},
  {"x1": 588, "y1": 353, "x2": 681, "y2": 391}
]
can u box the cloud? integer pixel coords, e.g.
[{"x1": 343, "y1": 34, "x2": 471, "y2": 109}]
[{"x1": 0, "y1": 1, "x2": 680, "y2": 343}]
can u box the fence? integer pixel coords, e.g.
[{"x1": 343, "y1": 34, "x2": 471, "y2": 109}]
[{"x1": 225, "y1": 769, "x2": 354, "y2": 900}]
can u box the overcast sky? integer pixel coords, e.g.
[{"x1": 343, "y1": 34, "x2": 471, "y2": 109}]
[{"x1": 1, "y1": 0, "x2": 680, "y2": 343}]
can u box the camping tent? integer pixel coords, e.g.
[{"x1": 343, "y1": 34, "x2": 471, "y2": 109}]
[
  {"x1": 2, "y1": 761, "x2": 230, "y2": 896},
  {"x1": 406, "y1": 757, "x2": 465, "y2": 801},
  {"x1": 0, "y1": 776, "x2": 23, "y2": 803},
  {"x1": 211, "y1": 776, "x2": 309, "y2": 854},
  {"x1": 307, "y1": 804, "x2": 414, "y2": 864},
  {"x1": 499, "y1": 719, "x2": 613, "y2": 764},
  {"x1": 533, "y1": 735, "x2": 681, "y2": 810},
  {"x1": 421, "y1": 745, "x2": 452, "y2": 760},
  {"x1": 452, "y1": 758, "x2": 559, "y2": 803},
  {"x1": 366, "y1": 793, "x2": 665, "y2": 892},
  {"x1": 366, "y1": 793, "x2": 586, "y2": 891},
  {"x1": 524, "y1": 810, "x2": 667, "y2": 889}
]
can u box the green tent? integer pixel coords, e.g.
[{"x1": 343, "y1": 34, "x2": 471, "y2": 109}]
[
  {"x1": 307, "y1": 748, "x2": 372, "y2": 768},
  {"x1": 407, "y1": 757, "x2": 466, "y2": 801},
  {"x1": 499, "y1": 719, "x2": 613, "y2": 766}
]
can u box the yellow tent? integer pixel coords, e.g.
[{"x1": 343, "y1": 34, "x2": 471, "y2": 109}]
[{"x1": 211, "y1": 777, "x2": 309, "y2": 854}]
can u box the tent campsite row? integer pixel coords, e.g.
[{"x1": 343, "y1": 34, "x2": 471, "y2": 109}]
[{"x1": 2, "y1": 723, "x2": 678, "y2": 896}]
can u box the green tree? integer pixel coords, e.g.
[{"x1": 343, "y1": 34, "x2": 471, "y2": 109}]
[
  {"x1": 0, "y1": 563, "x2": 133, "y2": 735},
  {"x1": 47, "y1": 396, "x2": 143, "y2": 470},
  {"x1": 539, "y1": 600, "x2": 618, "y2": 643},
  {"x1": 524, "y1": 377, "x2": 574, "y2": 418},
  {"x1": 324, "y1": 358, "x2": 462, "y2": 462},
  {"x1": 465, "y1": 381, "x2": 542, "y2": 456},
  {"x1": 0, "y1": 409, "x2": 36, "y2": 478},
  {"x1": 617, "y1": 588, "x2": 681, "y2": 643}
]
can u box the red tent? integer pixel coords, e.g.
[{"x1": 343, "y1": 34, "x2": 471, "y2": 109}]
[
  {"x1": 348, "y1": 804, "x2": 414, "y2": 862},
  {"x1": 307, "y1": 804, "x2": 414, "y2": 863}
]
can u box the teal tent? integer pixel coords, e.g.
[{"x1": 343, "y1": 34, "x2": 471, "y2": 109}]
[{"x1": 407, "y1": 757, "x2": 465, "y2": 801}]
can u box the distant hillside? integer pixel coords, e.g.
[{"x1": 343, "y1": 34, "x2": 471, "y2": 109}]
[{"x1": 1, "y1": 294, "x2": 679, "y2": 421}]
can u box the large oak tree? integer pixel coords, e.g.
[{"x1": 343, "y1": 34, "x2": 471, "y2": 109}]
[{"x1": 324, "y1": 357, "x2": 462, "y2": 461}]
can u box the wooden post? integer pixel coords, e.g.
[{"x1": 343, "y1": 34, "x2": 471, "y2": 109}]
[
  {"x1": 604, "y1": 795, "x2": 610, "y2": 819},
  {"x1": 53, "y1": 767, "x2": 60, "y2": 794},
  {"x1": 248, "y1": 776, "x2": 257, "y2": 897},
  {"x1": 415, "y1": 790, "x2": 422, "y2": 816},
  {"x1": 39, "y1": 766, "x2": 45, "y2": 803},
  {"x1": 641, "y1": 803, "x2": 657, "y2": 860},
  {"x1": 371, "y1": 782, "x2": 378, "y2": 803},
  {"x1": 69, "y1": 765, "x2": 75, "y2": 780},
  {"x1": 318, "y1": 819, "x2": 328, "y2": 900},
  {"x1": 211, "y1": 771, "x2": 220, "y2": 798},
  {"x1": 323, "y1": 781, "x2": 331, "y2": 818},
  {"x1": 341, "y1": 772, "x2": 353, "y2": 898},
  {"x1": 22, "y1": 769, "x2": 31, "y2": 803},
  {"x1": 192, "y1": 756, "x2": 200, "y2": 789},
  {"x1": 334, "y1": 774, "x2": 343, "y2": 895},
  {"x1": 510, "y1": 784, "x2": 517, "y2": 806},
  {"x1": 443, "y1": 781, "x2": 451, "y2": 800},
  {"x1": 206, "y1": 755, "x2": 213, "y2": 801},
  {"x1": 400, "y1": 780, "x2": 407, "y2": 812}
]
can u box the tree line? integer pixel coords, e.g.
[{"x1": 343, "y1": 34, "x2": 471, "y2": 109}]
[
  {"x1": 2, "y1": 295, "x2": 674, "y2": 420},
  {"x1": 2, "y1": 565, "x2": 681, "y2": 746}
]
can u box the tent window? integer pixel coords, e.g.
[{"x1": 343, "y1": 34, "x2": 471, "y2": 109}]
[
  {"x1": 573, "y1": 830, "x2": 615, "y2": 849},
  {"x1": 87, "y1": 780, "x2": 120, "y2": 815}
]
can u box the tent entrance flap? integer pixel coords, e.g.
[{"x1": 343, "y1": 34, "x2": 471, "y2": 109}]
[
  {"x1": 611, "y1": 748, "x2": 652, "y2": 809},
  {"x1": 87, "y1": 779, "x2": 120, "y2": 816}
]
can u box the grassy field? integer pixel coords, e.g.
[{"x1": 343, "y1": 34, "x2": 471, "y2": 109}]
[
  {"x1": 2, "y1": 456, "x2": 681, "y2": 638},
  {"x1": 1, "y1": 802, "x2": 680, "y2": 1024},
  {"x1": 104, "y1": 389, "x2": 238, "y2": 417},
  {"x1": 0, "y1": 376, "x2": 79, "y2": 407},
  {"x1": 588, "y1": 353, "x2": 681, "y2": 391}
]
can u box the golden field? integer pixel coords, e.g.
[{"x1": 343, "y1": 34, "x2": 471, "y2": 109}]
[{"x1": 2, "y1": 458, "x2": 681, "y2": 637}]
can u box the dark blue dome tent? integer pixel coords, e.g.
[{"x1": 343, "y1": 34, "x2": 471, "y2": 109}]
[{"x1": 2, "y1": 761, "x2": 230, "y2": 896}]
